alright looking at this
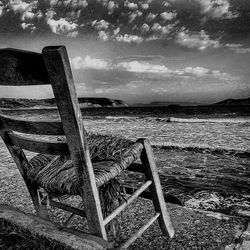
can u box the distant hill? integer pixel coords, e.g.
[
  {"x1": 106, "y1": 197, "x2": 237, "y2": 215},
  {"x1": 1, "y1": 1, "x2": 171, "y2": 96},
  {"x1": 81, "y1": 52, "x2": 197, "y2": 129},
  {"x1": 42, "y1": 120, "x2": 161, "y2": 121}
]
[
  {"x1": 0, "y1": 97, "x2": 129, "y2": 109},
  {"x1": 213, "y1": 97, "x2": 250, "y2": 106},
  {"x1": 133, "y1": 97, "x2": 250, "y2": 107},
  {"x1": 133, "y1": 101, "x2": 201, "y2": 107},
  {"x1": 78, "y1": 97, "x2": 129, "y2": 108}
]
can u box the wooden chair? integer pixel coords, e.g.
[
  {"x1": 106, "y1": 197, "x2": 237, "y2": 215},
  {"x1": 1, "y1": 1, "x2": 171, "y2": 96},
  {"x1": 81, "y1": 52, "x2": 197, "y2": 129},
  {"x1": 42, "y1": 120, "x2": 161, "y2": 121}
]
[{"x1": 0, "y1": 46, "x2": 174, "y2": 248}]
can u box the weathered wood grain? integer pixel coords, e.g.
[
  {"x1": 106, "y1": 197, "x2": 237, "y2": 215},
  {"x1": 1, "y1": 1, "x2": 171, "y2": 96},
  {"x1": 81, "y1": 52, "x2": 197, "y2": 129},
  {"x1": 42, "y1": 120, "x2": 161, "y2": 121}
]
[
  {"x1": 8, "y1": 132, "x2": 69, "y2": 155},
  {"x1": 41, "y1": 199, "x2": 86, "y2": 218},
  {"x1": 139, "y1": 138, "x2": 175, "y2": 238},
  {"x1": 0, "y1": 115, "x2": 64, "y2": 135},
  {"x1": 0, "y1": 48, "x2": 49, "y2": 86}
]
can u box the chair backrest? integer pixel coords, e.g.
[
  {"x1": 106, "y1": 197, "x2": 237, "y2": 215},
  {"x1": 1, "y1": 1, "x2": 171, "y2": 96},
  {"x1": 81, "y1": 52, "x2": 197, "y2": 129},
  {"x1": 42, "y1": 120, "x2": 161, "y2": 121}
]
[{"x1": 0, "y1": 46, "x2": 94, "y2": 189}]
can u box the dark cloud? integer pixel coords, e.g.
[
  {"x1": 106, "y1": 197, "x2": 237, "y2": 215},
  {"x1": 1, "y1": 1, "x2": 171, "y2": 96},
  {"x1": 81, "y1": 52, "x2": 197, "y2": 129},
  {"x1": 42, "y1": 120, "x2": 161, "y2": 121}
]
[
  {"x1": 1, "y1": 0, "x2": 250, "y2": 103},
  {"x1": 0, "y1": 0, "x2": 250, "y2": 45}
]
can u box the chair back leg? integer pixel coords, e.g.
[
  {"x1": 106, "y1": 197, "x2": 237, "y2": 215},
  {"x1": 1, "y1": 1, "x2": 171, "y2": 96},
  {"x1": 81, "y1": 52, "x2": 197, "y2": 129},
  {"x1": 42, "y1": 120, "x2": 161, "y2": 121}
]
[
  {"x1": 80, "y1": 179, "x2": 107, "y2": 239},
  {"x1": 138, "y1": 138, "x2": 174, "y2": 238},
  {"x1": 1, "y1": 134, "x2": 49, "y2": 220},
  {"x1": 42, "y1": 46, "x2": 107, "y2": 240}
]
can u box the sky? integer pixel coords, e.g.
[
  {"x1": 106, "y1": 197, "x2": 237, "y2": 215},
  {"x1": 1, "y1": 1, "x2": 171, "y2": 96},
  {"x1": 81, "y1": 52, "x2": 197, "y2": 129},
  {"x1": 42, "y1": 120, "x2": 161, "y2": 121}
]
[{"x1": 0, "y1": 0, "x2": 250, "y2": 105}]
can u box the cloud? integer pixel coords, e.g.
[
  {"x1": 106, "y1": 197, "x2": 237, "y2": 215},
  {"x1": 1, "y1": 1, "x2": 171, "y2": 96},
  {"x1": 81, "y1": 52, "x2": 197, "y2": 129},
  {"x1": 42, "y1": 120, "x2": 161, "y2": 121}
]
[
  {"x1": 117, "y1": 61, "x2": 234, "y2": 81},
  {"x1": 234, "y1": 48, "x2": 250, "y2": 54},
  {"x1": 128, "y1": 10, "x2": 143, "y2": 23},
  {"x1": 113, "y1": 27, "x2": 120, "y2": 35},
  {"x1": 176, "y1": 29, "x2": 220, "y2": 50},
  {"x1": 114, "y1": 34, "x2": 143, "y2": 44},
  {"x1": 3, "y1": 0, "x2": 43, "y2": 31},
  {"x1": 151, "y1": 22, "x2": 175, "y2": 35},
  {"x1": 128, "y1": 12, "x2": 137, "y2": 23},
  {"x1": 210, "y1": 70, "x2": 234, "y2": 81},
  {"x1": 21, "y1": 22, "x2": 36, "y2": 31},
  {"x1": 92, "y1": 19, "x2": 109, "y2": 30},
  {"x1": 113, "y1": 55, "x2": 165, "y2": 63},
  {"x1": 98, "y1": 30, "x2": 109, "y2": 41},
  {"x1": 183, "y1": 67, "x2": 209, "y2": 76},
  {"x1": 146, "y1": 12, "x2": 157, "y2": 22},
  {"x1": 78, "y1": 0, "x2": 88, "y2": 8},
  {"x1": 70, "y1": 55, "x2": 235, "y2": 83},
  {"x1": 46, "y1": 9, "x2": 55, "y2": 19},
  {"x1": 197, "y1": 0, "x2": 239, "y2": 20},
  {"x1": 107, "y1": 1, "x2": 116, "y2": 15},
  {"x1": 0, "y1": 0, "x2": 3, "y2": 16},
  {"x1": 162, "y1": 1, "x2": 170, "y2": 8},
  {"x1": 92, "y1": 80, "x2": 153, "y2": 97},
  {"x1": 225, "y1": 43, "x2": 242, "y2": 49},
  {"x1": 47, "y1": 17, "x2": 78, "y2": 37},
  {"x1": 140, "y1": 3, "x2": 149, "y2": 10},
  {"x1": 51, "y1": 0, "x2": 88, "y2": 8},
  {"x1": 8, "y1": 0, "x2": 30, "y2": 16},
  {"x1": 7, "y1": 0, "x2": 43, "y2": 22},
  {"x1": 124, "y1": 1, "x2": 138, "y2": 10},
  {"x1": 225, "y1": 43, "x2": 250, "y2": 54},
  {"x1": 117, "y1": 61, "x2": 172, "y2": 73},
  {"x1": 160, "y1": 11, "x2": 176, "y2": 21},
  {"x1": 151, "y1": 23, "x2": 162, "y2": 32},
  {"x1": 141, "y1": 23, "x2": 150, "y2": 33},
  {"x1": 70, "y1": 56, "x2": 109, "y2": 70}
]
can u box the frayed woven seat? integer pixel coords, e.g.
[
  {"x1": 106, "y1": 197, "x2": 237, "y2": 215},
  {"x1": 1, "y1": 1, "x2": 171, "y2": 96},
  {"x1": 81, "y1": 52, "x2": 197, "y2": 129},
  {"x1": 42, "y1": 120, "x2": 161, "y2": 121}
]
[{"x1": 27, "y1": 135, "x2": 143, "y2": 196}]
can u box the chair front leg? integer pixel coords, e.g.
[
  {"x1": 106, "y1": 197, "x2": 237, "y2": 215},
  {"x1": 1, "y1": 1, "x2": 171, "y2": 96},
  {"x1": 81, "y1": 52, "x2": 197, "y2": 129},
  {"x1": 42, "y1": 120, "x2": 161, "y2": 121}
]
[
  {"x1": 138, "y1": 138, "x2": 174, "y2": 238},
  {"x1": 27, "y1": 183, "x2": 50, "y2": 220}
]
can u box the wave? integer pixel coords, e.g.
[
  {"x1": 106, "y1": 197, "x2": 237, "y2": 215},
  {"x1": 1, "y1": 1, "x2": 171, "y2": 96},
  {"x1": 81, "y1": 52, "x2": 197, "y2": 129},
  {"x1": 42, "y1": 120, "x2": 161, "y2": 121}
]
[
  {"x1": 169, "y1": 117, "x2": 250, "y2": 124},
  {"x1": 152, "y1": 142, "x2": 250, "y2": 158},
  {"x1": 105, "y1": 116, "x2": 135, "y2": 120},
  {"x1": 105, "y1": 116, "x2": 250, "y2": 124}
]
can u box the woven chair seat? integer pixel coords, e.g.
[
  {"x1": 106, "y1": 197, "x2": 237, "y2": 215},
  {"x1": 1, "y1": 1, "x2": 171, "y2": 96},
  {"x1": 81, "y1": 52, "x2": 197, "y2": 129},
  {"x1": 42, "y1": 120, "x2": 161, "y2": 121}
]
[{"x1": 27, "y1": 138, "x2": 143, "y2": 196}]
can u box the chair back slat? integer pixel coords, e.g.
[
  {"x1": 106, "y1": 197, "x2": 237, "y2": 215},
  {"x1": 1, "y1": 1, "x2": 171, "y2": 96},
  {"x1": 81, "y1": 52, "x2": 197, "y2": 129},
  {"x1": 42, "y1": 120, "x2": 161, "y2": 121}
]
[
  {"x1": 0, "y1": 48, "x2": 50, "y2": 86},
  {"x1": 0, "y1": 47, "x2": 67, "y2": 154},
  {"x1": 7, "y1": 132, "x2": 69, "y2": 155},
  {"x1": 0, "y1": 114, "x2": 64, "y2": 135}
]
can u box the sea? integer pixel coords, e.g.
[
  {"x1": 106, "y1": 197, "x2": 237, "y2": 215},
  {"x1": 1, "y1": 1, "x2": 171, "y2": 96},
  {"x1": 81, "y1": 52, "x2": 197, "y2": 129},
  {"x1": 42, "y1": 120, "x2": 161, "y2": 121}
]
[{"x1": 0, "y1": 106, "x2": 250, "y2": 204}]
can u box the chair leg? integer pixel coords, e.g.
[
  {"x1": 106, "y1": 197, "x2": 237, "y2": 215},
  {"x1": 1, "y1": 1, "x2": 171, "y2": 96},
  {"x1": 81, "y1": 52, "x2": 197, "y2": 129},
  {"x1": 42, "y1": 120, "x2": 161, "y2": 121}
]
[
  {"x1": 138, "y1": 138, "x2": 175, "y2": 238},
  {"x1": 1, "y1": 140, "x2": 50, "y2": 220},
  {"x1": 27, "y1": 184, "x2": 50, "y2": 220},
  {"x1": 80, "y1": 181, "x2": 107, "y2": 240}
]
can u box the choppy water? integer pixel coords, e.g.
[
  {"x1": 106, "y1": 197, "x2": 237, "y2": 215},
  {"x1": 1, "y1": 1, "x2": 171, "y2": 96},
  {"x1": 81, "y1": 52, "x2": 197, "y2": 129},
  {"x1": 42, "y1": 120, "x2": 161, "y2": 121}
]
[
  {"x1": 94, "y1": 115, "x2": 250, "y2": 152},
  {"x1": 3, "y1": 109, "x2": 249, "y2": 151}
]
